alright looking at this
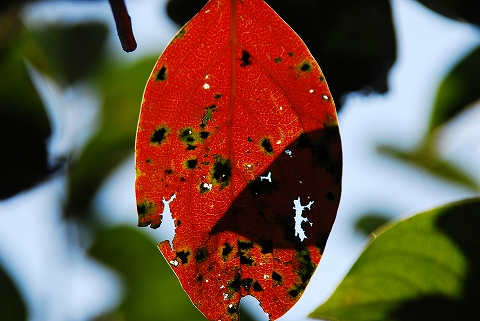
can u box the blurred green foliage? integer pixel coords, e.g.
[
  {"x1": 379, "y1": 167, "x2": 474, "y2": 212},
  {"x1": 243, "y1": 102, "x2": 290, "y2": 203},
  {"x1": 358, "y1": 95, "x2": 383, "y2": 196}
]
[{"x1": 0, "y1": 263, "x2": 26, "y2": 321}]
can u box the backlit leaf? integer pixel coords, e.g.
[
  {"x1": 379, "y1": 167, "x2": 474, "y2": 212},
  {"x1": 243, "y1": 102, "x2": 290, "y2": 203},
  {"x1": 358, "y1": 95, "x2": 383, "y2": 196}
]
[
  {"x1": 310, "y1": 198, "x2": 480, "y2": 321},
  {"x1": 167, "y1": 0, "x2": 397, "y2": 109},
  {"x1": 135, "y1": 0, "x2": 342, "y2": 320}
]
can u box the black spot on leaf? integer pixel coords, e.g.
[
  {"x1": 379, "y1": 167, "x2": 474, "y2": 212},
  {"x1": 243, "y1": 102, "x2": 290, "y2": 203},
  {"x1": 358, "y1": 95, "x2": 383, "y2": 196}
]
[
  {"x1": 227, "y1": 303, "x2": 239, "y2": 314},
  {"x1": 200, "y1": 131, "x2": 210, "y2": 139},
  {"x1": 214, "y1": 93, "x2": 222, "y2": 99},
  {"x1": 176, "y1": 250, "x2": 190, "y2": 264},
  {"x1": 136, "y1": 200, "x2": 156, "y2": 221},
  {"x1": 197, "y1": 274, "x2": 203, "y2": 282},
  {"x1": 259, "y1": 238, "x2": 273, "y2": 254},
  {"x1": 274, "y1": 57, "x2": 282, "y2": 63},
  {"x1": 186, "y1": 144, "x2": 197, "y2": 150},
  {"x1": 300, "y1": 61, "x2": 312, "y2": 72},
  {"x1": 260, "y1": 138, "x2": 273, "y2": 154},
  {"x1": 156, "y1": 65, "x2": 167, "y2": 81},
  {"x1": 240, "y1": 50, "x2": 252, "y2": 67},
  {"x1": 212, "y1": 157, "x2": 231, "y2": 188},
  {"x1": 186, "y1": 159, "x2": 197, "y2": 169},
  {"x1": 222, "y1": 242, "x2": 233, "y2": 259},
  {"x1": 150, "y1": 127, "x2": 168, "y2": 145},
  {"x1": 238, "y1": 240, "x2": 254, "y2": 250},
  {"x1": 289, "y1": 289, "x2": 299, "y2": 298},
  {"x1": 241, "y1": 278, "x2": 253, "y2": 291},
  {"x1": 253, "y1": 281, "x2": 263, "y2": 292},
  {"x1": 272, "y1": 271, "x2": 283, "y2": 284},
  {"x1": 195, "y1": 247, "x2": 208, "y2": 263},
  {"x1": 228, "y1": 275, "x2": 241, "y2": 292}
]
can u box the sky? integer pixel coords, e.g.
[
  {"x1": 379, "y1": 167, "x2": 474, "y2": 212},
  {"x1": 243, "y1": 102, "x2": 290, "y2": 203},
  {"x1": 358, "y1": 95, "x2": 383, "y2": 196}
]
[{"x1": 0, "y1": 0, "x2": 479, "y2": 320}]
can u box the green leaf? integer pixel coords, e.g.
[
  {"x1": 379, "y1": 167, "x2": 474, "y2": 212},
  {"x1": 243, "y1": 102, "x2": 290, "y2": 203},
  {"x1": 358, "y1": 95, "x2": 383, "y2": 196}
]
[
  {"x1": 310, "y1": 198, "x2": 480, "y2": 321},
  {"x1": 66, "y1": 56, "x2": 157, "y2": 220},
  {"x1": 378, "y1": 139, "x2": 479, "y2": 192},
  {"x1": 32, "y1": 22, "x2": 108, "y2": 85},
  {"x1": 0, "y1": 264, "x2": 27, "y2": 321},
  {"x1": 0, "y1": 10, "x2": 53, "y2": 199},
  {"x1": 428, "y1": 45, "x2": 480, "y2": 133},
  {"x1": 354, "y1": 213, "x2": 390, "y2": 236}
]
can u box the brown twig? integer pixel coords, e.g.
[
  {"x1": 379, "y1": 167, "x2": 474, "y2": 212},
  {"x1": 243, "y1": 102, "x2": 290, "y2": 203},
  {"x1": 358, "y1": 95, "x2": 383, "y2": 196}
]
[{"x1": 108, "y1": 0, "x2": 137, "y2": 52}]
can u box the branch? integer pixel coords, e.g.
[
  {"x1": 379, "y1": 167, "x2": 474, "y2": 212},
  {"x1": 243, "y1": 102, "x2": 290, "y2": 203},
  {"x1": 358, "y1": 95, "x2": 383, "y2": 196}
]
[{"x1": 109, "y1": 0, "x2": 137, "y2": 52}]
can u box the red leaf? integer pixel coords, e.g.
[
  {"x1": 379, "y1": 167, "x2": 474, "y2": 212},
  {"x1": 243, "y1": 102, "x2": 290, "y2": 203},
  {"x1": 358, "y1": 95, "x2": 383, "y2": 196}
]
[{"x1": 135, "y1": 0, "x2": 342, "y2": 320}]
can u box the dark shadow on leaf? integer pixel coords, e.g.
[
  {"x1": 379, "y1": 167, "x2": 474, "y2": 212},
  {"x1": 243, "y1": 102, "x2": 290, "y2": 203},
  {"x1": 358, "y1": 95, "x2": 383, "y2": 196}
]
[
  {"x1": 390, "y1": 201, "x2": 480, "y2": 321},
  {"x1": 210, "y1": 126, "x2": 342, "y2": 253}
]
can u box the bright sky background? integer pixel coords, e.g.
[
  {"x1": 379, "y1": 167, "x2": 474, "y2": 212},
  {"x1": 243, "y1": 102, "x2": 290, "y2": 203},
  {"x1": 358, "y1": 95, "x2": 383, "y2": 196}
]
[{"x1": 0, "y1": 0, "x2": 479, "y2": 320}]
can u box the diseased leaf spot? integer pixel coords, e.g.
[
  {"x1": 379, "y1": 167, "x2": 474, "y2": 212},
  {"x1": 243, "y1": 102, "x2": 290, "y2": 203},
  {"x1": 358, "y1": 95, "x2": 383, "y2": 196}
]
[
  {"x1": 299, "y1": 61, "x2": 312, "y2": 72},
  {"x1": 274, "y1": 57, "x2": 282, "y2": 63},
  {"x1": 212, "y1": 157, "x2": 231, "y2": 188},
  {"x1": 200, "y1": 131, "x2": 210, "y2": 139},
  {"x1": 165, "y1": 169, "x2": 173, "y2": 174},
  {"x1": 238, "y1": 240, "x2": 255, "y2": 266},
  {"x1": 319, "y1": 75, "x2": 325, "y2": 82},
  {"x1": 174, "y1": 27, "x2": 186, "y2": 40},
  {"x1": 221, "y1": 242, "x2": 233, "y2": 260},
  {"x1": 238, "y1": 240, "x2": 254, "y2": 250},
  {"x1": 239, "y1": 50, "x2": 252, "y2": 67},
  {"x1": 326, "y1": 192, "x2": 335, "y2": 200},
  {"x1": 145, "y1": 158, "x2": 151, "y2": 163},
  {"x1": 214, "y1": 93, "x2": 222, "y2": 99},
  {"x1": 252, "y1": 281, "x2": 263, "y2": 292},
  {"x1": 202, "y1": 104, "x2": 217, "y2": 126},
  {"x1": 297, "y1": 248, "x2": 316, "y2": 284},
  {"x1": 272, "y1": 271, "x2": 283, "y2": 284},
  {"x1": 150, "y1": 126, "x2": 168, "y2": 145},
  {"x1": 247, "y1": 136, "x2": 254, "y2": 142},
  {"x1": 241, "y1": 278, "x2": 253, "y2": 291},
  {"x1": 259, "y1": 238, "x2": 273, "y2": 254},
  {"x1": 227, "y1": 303, "x2": 239, "y2": 314},
  {"x1": 199, "y1": 182, "x2": 212, "y2": 194},
  {"x1": 136, "y1": 200, "x2": 156, "y2": 221},
  {"x1": 176, "y1": 250, "x2": 190, "y2": 264},
  {"x1": 176, "y1": 219, "x2": 181, "y2": 226},
  {"x1": 195, "y1": 247, "x2": 208, "y2": 263},
  {"x1": 186, "y1": 144, "x2": 197, "y2": 150},
  {"x1": 186, "y1": 159, "x2": 198, "y2": 169},
  {"x1": 288, "y1": 52, "x2": 294, "y2": 57},
  {"x1": 156, "y1": 65, "x2": 167, "y2": 81},
  {"x1": 289, "y1": 289, "x2": 299, "y2": 298},
  {"x1": 197, "y1": 274, "x2": 203, "y2": 282},
  {"x1": 260, "y1": 138, "x2": 274, "y2": 154},
  {"x1": 228, "y1": 275, "x2": 241, "y2": 292}
]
